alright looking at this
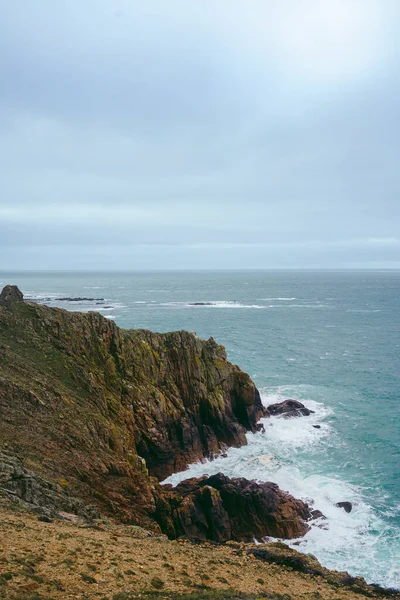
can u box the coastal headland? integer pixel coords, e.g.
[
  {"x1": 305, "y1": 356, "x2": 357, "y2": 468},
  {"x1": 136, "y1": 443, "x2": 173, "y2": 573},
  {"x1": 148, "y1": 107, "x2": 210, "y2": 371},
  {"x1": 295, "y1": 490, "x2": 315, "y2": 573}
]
[{"x1": 0, "y1": 285, "x2": 398, "y2": 600}]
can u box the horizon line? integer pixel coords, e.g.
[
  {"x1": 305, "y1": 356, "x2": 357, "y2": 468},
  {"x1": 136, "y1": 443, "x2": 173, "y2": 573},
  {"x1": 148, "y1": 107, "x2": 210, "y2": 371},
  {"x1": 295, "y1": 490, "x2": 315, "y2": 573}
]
[{"x1": 1, "y1": 267, "x2": 400, "y2": 274}]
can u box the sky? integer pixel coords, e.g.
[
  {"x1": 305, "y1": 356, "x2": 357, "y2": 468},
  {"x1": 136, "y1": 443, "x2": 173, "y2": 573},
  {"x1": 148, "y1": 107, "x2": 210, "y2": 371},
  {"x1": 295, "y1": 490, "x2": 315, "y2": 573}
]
[{"x1": 1, "y1": 0, "x2": 400, "y2": 270}]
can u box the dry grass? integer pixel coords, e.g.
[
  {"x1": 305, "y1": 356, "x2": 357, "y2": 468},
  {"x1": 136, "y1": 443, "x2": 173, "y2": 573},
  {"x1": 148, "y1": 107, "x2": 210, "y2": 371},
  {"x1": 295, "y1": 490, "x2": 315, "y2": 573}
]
[{"x1": 0, "y1": 504, "x2": 397, "y2": 600}]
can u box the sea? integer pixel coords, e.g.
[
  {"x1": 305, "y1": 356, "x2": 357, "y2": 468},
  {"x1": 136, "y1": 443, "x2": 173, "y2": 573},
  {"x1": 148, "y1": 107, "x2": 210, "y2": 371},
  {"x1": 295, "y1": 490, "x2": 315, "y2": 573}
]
[{"x1": 1, "y1": 270, "x2": 399, "y2": 589}]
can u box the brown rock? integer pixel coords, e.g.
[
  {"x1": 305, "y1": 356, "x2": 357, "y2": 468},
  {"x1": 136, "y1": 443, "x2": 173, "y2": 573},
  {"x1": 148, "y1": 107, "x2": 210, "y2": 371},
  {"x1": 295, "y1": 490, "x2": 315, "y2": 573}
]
[{"x1": 158, "y1": 473, "x2": 312, "y2": 542}]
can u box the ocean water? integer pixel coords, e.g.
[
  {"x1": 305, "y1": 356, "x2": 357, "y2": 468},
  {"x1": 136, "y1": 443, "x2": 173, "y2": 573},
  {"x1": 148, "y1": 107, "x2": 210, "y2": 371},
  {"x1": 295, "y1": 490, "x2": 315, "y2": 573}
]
[{"x1": 1, "y1": 270, "x2": 399, "y2": 589}]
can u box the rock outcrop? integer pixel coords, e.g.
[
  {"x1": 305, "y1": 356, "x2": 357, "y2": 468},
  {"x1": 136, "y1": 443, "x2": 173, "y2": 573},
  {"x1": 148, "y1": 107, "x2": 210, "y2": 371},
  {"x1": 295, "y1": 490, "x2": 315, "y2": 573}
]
[
  {"x1": 0, "y1": 451, "x2": 99, "y2": 520},
  {"x1": 246, "y1": 543, "x2": 400, "y2": 598},
  {"x1": 156, "y1": 473, "x2": 312, "y2": 542},
  {"x1": 266, "y1": 398, "x2": 314, "y2": 418},
  {"x1": 0, "y1": 284, "x2": 24, "y2": 306}
]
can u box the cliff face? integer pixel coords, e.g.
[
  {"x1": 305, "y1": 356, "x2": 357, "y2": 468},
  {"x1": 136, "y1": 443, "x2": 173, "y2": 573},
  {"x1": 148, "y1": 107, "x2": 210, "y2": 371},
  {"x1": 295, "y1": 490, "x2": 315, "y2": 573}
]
[{"x1": 0, "y1": 288, "x2": 263, "y2": 526}]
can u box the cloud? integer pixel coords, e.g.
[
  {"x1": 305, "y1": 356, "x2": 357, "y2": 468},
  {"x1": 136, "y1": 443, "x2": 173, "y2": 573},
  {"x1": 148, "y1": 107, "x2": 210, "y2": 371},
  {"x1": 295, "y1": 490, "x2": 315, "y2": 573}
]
[{"x1": 0, "y1": 0, "x2": 399, "y2": 269}]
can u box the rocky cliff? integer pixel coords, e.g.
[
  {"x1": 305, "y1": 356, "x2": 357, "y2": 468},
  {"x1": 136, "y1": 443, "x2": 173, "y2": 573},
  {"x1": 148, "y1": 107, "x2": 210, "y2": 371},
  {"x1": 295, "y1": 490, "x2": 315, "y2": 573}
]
[
  {"x1": 0, "y1": 285, "x2": 312, "y2": 541},
  {"x1": 1, "y1": 286, "x2": 399, "y2": 599}
]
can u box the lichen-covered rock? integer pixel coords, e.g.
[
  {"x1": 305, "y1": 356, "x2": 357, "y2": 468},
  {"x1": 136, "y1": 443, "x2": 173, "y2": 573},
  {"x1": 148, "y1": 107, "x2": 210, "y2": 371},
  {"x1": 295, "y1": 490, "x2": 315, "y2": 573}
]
[
  {"x1": 157, "y1": 473, "x2": 312, "y2": 542},
  {"x1": 0, "y1": 451, "x2": 99, "y2": 520}
]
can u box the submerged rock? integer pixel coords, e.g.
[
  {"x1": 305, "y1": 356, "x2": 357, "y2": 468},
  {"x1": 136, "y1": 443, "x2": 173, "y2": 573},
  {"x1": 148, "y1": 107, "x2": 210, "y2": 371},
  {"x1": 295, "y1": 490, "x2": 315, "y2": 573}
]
[
  {"x1": 188, "y1": 302, "x2": 214, "y2": 306},
  {"x1": 266, "y1": 398, "x2": 315, "y2": 418},
  {"x1": 156, "y1": 473, "x2": 312, "y2": 542}
]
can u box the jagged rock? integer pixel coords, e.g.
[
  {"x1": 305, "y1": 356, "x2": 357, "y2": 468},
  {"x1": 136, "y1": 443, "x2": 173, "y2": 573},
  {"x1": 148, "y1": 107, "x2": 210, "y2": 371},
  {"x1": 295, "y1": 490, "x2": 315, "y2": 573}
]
[
  {"x1": 266, "y1": 399, "x2": 315, "y2": 418},
  {"x1": 0, "y1": 285, "x2": 23, "y2": 305},
  {"x1": 336, "y1": 501, "x2": 353, "y2": 513},
  {"x1": 156, "y1": 473, "x2": 312, "y2": 542}
]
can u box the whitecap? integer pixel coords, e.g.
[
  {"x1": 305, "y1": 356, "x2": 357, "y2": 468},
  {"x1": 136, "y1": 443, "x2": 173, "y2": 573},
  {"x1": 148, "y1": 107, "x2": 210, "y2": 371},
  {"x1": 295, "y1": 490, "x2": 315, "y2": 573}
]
[
  {"x1": 159, "y1": 300, "x2": 267, "y2": 309},
  {"x1": 260, "y1": 297, "x2": 297, "y2": 301}
]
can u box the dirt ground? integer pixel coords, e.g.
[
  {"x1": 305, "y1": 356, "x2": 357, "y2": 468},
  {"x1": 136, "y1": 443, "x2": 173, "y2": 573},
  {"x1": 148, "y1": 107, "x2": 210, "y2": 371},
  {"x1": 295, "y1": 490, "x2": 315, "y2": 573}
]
[{"x1": 0, "y1": 504, "x2": 397, "y2": 600}]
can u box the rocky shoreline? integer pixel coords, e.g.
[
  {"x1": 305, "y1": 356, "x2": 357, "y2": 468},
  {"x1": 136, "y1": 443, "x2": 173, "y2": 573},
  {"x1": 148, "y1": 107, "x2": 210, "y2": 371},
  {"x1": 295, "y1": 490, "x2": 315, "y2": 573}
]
[{"x1": 0, "y1": 285, "x2": 398, "y2": 599}]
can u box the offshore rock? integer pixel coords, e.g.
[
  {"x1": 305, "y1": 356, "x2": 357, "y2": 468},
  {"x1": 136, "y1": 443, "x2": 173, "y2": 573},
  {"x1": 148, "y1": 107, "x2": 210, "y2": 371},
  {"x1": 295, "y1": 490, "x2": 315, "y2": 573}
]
[
  {"x1": 266, "y1": 398, "x2": 315, "y2": 418},
  {"x1": 336, "y1": 501, "x2": 353, "y2": 513},
  {"x1": 0, "y1": 284, "x2": 23, "y2": 306},
  {"x1": 156, "y1": 473, "x2": 312, "y2": 542}
]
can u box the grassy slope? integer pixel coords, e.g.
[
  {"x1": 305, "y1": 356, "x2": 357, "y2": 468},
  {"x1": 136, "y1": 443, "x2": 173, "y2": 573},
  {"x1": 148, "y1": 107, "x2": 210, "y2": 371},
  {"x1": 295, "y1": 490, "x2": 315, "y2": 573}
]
[{"x1": 1, "y1": 503, "x2": 398, "y2": 600}]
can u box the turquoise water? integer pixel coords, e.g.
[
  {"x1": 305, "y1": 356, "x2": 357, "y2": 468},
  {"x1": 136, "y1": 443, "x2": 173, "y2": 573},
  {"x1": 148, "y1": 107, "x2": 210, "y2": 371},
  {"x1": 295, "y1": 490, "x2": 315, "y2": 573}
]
[{"x1": 1, "y1": 270, "x2": 399, "y2": 588}]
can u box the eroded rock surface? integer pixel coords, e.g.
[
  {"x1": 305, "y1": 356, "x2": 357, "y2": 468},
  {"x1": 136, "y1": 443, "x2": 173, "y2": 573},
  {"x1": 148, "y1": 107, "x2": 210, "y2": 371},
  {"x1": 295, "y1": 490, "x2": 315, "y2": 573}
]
[{"x1": 0, "y1": 451, "x2": 99, "y2": 520}]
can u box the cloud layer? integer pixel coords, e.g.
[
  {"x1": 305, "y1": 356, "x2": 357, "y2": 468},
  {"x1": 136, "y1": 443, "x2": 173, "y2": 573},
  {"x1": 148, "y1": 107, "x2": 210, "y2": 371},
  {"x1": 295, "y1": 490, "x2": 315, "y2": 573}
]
[{"x1": 1, "y1": 0, "x2": 400, "y2": 269}]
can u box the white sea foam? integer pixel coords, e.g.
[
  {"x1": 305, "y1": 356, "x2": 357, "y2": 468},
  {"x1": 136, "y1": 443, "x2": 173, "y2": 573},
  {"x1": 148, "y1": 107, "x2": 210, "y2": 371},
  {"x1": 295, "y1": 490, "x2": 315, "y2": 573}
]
[
  {"x1": 24, "y1": 292, "x2": 127, "y2": 314},
  {"x1": 128, "y1": 299, "x2": 332, "y2": 311},
  {"x1": 25, "y1": 291, "x2": 61, "y2": 300},
  {"x1": 163, "y1": 387, "x2": 399, "y2": 589},
  {"x1": 260, "y1": 297, "x2": 297, "y2": 301},
  {"x1": 268, "y1": 304, "x2": 332, "y2": 309},
  {"x1": 159, "y1": 301, "x2": 267, "y2": 309},
  {"x1": 347, "y1": 309, "x2": 382, "y2": 313}
]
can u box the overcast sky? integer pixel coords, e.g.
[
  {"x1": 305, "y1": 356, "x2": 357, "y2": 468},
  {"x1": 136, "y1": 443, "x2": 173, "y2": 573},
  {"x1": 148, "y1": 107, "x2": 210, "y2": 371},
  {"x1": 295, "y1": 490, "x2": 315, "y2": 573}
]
[{"x1": 1, "y1": 1, "x2": 400, "y2": 270}]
